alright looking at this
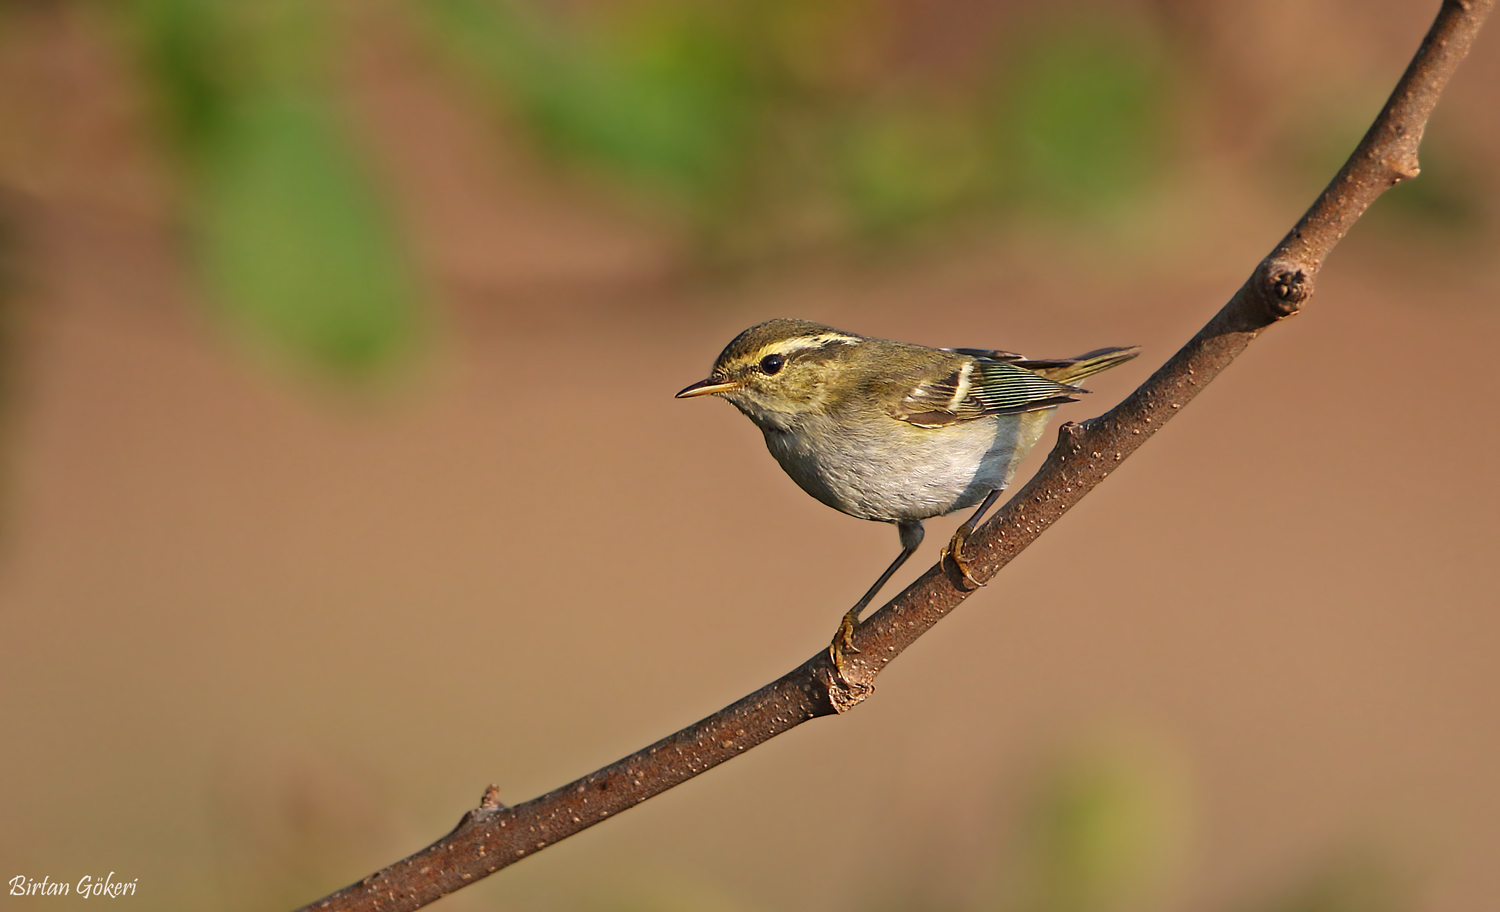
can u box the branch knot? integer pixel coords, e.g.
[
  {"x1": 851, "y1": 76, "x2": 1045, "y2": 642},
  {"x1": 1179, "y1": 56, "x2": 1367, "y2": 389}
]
[{"x1": 1264, "y1": 264, "x2": 1311, "y2": 318}]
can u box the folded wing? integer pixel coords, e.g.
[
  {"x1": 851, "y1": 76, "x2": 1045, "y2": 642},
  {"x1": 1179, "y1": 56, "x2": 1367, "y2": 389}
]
[{"x1": 892, "y1": 357, "x2": 1083, "y2": 429}]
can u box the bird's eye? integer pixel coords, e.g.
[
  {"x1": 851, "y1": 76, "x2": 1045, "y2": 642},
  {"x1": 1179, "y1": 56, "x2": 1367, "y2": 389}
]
[{"x1": 759, "y1": 353, "x2": 785, "y2": 375}]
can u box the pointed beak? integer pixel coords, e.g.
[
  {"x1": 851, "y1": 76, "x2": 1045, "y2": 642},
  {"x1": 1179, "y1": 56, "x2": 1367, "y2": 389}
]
[{"x1": 675, "y1": 376, "x2": 740, "y2": 398}]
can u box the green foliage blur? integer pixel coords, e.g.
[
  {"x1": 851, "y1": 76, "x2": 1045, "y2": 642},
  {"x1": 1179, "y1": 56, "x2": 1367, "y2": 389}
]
[
  {"x1": 420, "y1": 1, "x2": 1173, "y2": 252},
  {"x1": 995, "y1": 15, "x2": 1168, "y2": 215},
  {"x1": 981, "y1": 742, "x2": 1408, "y2": 912},
  {"x1": 130, "y1": 0, "x2": 420, "y2": 380},
  {"x1": 115, "y1": 0, "x2": 1178, "y2": 378},
  {"x1": 11, "y1": 0, "x2": 1491, "y2": 381}
]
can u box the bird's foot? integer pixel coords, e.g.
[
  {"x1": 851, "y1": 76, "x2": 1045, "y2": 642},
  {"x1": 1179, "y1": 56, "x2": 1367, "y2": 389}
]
[{"x1": 942, "y1": 525, "x2": 985, "y2": 590}]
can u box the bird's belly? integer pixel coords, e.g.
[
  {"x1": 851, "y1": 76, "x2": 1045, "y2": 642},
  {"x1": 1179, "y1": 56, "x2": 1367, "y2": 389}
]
[{"x1": 764, "y1": 412, "x2": 1050, "y2": 523}]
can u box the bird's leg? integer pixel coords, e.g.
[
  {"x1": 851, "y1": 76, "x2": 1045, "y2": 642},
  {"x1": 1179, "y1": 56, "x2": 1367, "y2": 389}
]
[
  {"x1": 943, "y1": 488, "x2": 1003, "y2": 590},
  {"x1": 830, "y1": 521, "x2": 924, "y2": 686}
]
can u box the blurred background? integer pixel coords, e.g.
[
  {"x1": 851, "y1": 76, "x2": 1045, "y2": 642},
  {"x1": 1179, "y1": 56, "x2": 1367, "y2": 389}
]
[{"x1": 1, "y1": 0, "x2": 1497, "y2": 910}]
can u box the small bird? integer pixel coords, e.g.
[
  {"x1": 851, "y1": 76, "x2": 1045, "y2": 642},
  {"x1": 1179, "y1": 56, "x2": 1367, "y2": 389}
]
[{"x1": 677, "y1": 319, "x2": 1138, "y2": 684}]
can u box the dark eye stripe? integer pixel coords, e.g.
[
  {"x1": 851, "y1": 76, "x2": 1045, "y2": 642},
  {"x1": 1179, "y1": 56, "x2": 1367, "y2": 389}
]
[{"x1": 759, "y1": 353, "x2": 785, "y2": 375}]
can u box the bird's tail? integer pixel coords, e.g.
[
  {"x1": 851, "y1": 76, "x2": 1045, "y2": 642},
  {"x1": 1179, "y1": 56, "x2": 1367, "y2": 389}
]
[{"x1": 1014, "y1": 346, "x2": 1141, "y2": 385}]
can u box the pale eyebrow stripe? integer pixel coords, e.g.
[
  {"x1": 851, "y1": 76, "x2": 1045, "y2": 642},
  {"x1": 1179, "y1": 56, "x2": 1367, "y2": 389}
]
[{"x1": 771, "y1": 333, "x2": 861, "y2": 356}]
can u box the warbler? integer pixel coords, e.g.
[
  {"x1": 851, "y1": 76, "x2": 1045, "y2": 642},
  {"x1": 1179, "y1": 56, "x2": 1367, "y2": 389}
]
[{"x1": 677, "y1": 319, "x2": 1138, "y2": 684}]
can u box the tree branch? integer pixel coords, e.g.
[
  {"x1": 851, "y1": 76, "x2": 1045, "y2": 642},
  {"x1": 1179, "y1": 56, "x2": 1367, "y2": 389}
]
[{"x1": 295, "y1": 2, "x2": 1493, "y2": 909}]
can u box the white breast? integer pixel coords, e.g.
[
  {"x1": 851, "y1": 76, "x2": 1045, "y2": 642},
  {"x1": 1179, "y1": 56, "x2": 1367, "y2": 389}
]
[{"x1": 763, "y1": 409, "x2": 1055, "y2": 523}]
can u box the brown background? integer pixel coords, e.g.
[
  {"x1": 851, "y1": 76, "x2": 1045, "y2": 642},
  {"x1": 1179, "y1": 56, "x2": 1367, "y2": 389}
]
[{"x1": 1, "y1": 2, "x2": 1497, "y2": 910}]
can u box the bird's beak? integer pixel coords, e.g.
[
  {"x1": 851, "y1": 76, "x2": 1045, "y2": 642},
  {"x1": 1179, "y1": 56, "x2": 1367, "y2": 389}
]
[{"x1": 675, "y1": 377, "x2": 740, "y2": 398}]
